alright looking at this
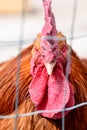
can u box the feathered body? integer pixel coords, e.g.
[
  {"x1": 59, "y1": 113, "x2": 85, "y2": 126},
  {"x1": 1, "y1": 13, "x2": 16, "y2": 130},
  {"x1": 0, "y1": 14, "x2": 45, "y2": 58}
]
[{"x1": 0, "y1": 33, "x2": 87, "y2": 130}]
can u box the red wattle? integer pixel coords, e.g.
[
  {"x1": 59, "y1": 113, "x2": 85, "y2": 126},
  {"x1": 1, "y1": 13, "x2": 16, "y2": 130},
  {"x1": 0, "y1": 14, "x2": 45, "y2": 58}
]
[{"x1": 29, "y1": 63, "x2": 75, "y2": 119}]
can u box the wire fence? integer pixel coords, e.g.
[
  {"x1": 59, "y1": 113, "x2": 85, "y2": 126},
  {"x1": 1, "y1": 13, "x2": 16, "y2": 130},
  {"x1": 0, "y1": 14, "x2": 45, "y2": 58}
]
[
  {"x1": 0, "y1": 0, "x2": 87, "y2": 130},
  {"x1": 0, "y1": 33, "x2": 87, "y2": 46}
]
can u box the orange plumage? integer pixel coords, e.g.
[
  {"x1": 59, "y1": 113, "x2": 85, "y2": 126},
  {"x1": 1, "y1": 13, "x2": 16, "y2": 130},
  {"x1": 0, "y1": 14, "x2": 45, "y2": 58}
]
[{"x1": 0, "y1": 33, "x2": 87, "y2": 130}]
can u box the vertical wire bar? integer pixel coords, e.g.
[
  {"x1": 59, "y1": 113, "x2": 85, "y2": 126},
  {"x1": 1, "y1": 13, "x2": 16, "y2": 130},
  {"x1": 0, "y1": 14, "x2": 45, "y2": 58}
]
[
  {"x1": 62, "y1": 1, "x2": 78, "y2": 130},
  {"x1": 14, "y1": 0, "x2": 26, "y2": 130}
]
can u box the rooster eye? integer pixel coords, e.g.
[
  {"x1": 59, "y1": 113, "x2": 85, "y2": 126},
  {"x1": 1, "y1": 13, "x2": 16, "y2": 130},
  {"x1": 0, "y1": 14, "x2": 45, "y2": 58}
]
[
  {"x1": 42, "y1": 54, "x2": 45, "y2": 58},
  {"x1": 52, "y1": 47, "x2": 56, "y2": 51},
  {"x1": 42, "y1": 46, "x2": 46, "y2": 51}
]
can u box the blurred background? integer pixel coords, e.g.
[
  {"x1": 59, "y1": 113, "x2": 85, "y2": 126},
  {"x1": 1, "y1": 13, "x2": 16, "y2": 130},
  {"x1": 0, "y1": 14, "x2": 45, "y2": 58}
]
[{"x1": 0, "y1": 0, "x2": 87, "y2": 62}]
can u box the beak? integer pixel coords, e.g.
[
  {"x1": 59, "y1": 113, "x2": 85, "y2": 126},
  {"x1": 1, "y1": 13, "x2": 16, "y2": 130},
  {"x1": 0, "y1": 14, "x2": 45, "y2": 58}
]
[{"x1": 44, "y1": 62, "x2": 56, "y2": 75}]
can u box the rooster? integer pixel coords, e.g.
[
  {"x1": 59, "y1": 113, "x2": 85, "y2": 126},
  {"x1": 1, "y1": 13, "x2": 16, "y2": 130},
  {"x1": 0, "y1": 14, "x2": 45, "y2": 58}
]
[{"x1": 0, "y1": 0, "x2": 87, "y2": 130}]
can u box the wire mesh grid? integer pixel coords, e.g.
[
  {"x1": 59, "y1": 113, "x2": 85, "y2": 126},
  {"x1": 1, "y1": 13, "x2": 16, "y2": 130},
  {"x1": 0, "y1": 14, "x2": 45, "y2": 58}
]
[{"x1": 0, "y1": 0, "x2": 87, "y2": 130}]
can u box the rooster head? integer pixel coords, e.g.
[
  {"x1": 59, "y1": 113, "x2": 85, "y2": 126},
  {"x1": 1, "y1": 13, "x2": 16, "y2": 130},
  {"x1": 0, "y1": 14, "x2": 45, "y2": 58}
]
[{"x1": 29, "y1": 0, "x2": 75, "y2": 120}]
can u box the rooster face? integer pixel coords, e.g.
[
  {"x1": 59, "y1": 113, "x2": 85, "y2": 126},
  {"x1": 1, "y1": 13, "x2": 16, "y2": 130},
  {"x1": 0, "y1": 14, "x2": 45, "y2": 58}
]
[
  {"x1": 40, "y1": 35, "x2": 59, "y2": 75},
  {"x1": 30, "y1": 33, "x2": 75, "y2": 119},
  {"x1": 31, "y1": 33, "x2": 67, "y2": 76}
]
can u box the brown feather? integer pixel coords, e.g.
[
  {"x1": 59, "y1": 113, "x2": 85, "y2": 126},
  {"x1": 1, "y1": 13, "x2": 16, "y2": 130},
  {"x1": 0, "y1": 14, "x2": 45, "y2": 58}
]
[
  {"x1": 0, "y1": 44, "x2": 33, "y2": 114},
  {"x1": 0, "y1": 39, "x2": 87, "y2": 130}
]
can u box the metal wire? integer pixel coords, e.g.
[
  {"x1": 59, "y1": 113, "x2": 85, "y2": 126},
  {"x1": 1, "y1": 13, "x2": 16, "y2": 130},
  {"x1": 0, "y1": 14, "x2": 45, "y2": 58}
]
[
  {"x1": 62, "y1": 0, "x2": 78, "y2": 130},
  {"x1": 0, "y1": 102, "x2": 87, "y2": 119},
  {"x1": 14, "y1": 0, "x2": 26, "y2": 130},
  {"x1": 0, "y1": 34, "x2": 87, "y2": 46},
  {"x1": 0, "y1": 0, "x2": 87, "y2": 130}
]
